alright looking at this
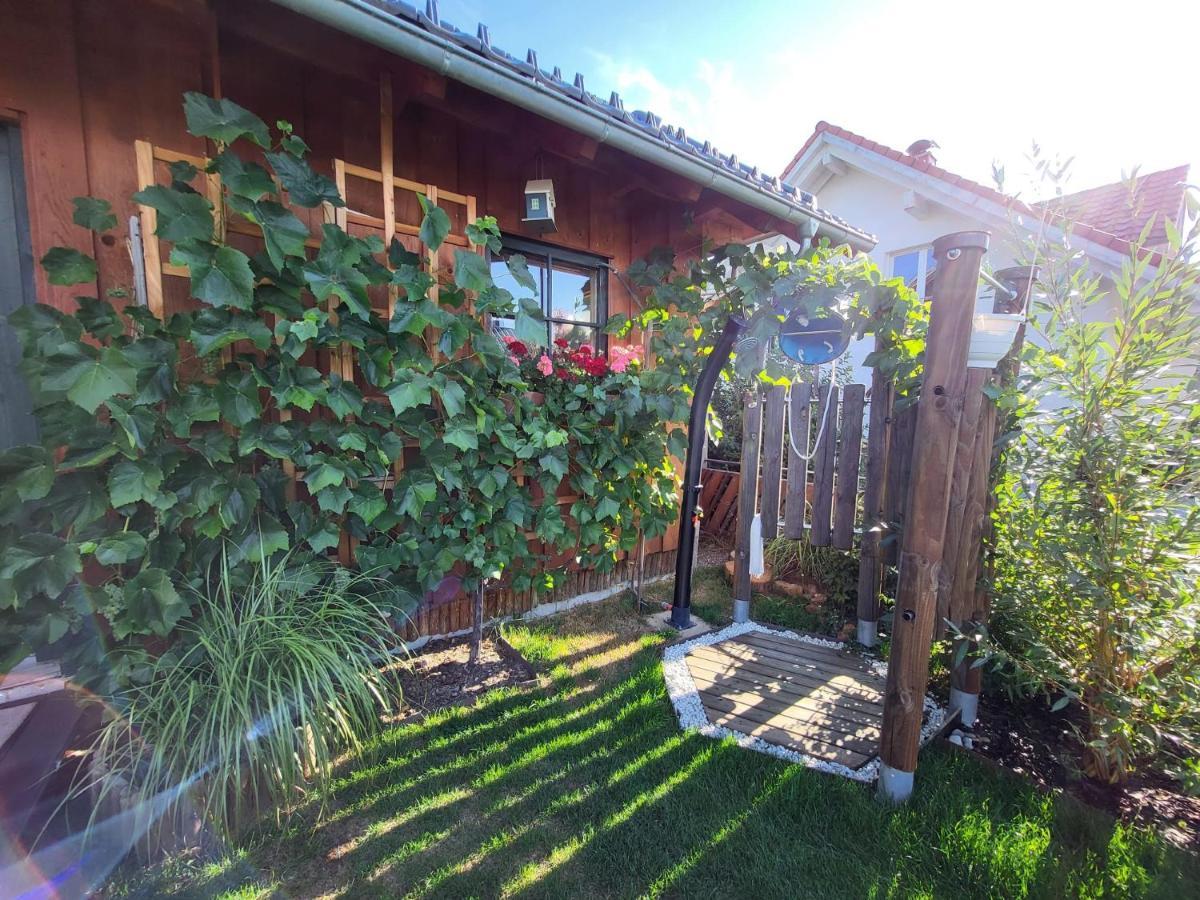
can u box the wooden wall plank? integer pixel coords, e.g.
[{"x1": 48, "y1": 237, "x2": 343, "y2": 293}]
[
  {"x1": 783, "y1": 382, "x2": 812, "y2": 538},
  {"x1": 833, "y1": 383, "x2": 865, "y2": 550},
  {"x1": 810, "y1": 383, "x2": 837, "y2": 546},
  {"x1": 759, "y1": 384, "x2": 786, "y2": 541}
]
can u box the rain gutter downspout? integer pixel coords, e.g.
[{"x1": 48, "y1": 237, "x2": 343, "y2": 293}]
[{"x1": 268, "y1": 0, "x2": 877, "y2": 252}]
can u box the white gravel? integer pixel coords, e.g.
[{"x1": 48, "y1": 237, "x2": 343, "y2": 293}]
[{"x1": 662, "y1": 621, "x2": 945, "y2": 783}]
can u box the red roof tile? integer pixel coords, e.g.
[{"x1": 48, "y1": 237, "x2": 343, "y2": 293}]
[
  {"x1": 1034, "y1": 165, "x2": 1189, "y2": 248},
  {"x1": 785, "y1": 122, "x2": 1189, "y2": 257}
]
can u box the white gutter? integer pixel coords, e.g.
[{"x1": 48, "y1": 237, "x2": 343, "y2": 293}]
[{"x1": 268, "y1": 0, "x2": 877, "y2": 252}]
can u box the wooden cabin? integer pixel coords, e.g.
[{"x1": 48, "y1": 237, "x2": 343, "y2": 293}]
[{"x1": 0, "y1": 0, "x2": 873, "y2": 627}]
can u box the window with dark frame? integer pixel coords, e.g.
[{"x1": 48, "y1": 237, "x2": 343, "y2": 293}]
[{"x1": 488, "y1": 235, "x2": 608, "y2": 350}]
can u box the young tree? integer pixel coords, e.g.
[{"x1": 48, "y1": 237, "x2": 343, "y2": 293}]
[{"x1": 990, "y1": 176, "x2": 1200, "y2": 783}]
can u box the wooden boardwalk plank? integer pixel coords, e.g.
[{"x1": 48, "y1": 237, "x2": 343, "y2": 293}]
[
  {"x1": 700, "y1": 703, "x2": 870, "y2": 768},
  {"x1": 690, "y1": 677, "x2": 882, "y2": 730},
  {"x1": 698, "y1": 690, "x2": 880, "y2": 754},
  {"x1": 720, "y1": 636, "x2": 886, "y2": 685},
  {"x1": 686, "y1": 649, "x2": 884, "y2": 711},
  {"x1": 732, "y1": 633, "x2": 885, "y2": 680}
]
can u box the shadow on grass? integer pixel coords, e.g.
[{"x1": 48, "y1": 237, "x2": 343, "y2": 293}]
[{"x1": 108, "y1": 604, "x2": 1200, "y2": 900}]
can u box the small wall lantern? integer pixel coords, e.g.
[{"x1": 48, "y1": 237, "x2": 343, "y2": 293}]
[
  {"x1": 967, "y1": 312, "x2": 1024, "y2": 369},
  {"x1": 522, "y1": 179, "x2": 557, "y2": 233}
]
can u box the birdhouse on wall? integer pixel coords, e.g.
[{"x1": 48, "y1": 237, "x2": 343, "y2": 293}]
[{"x1": 522, "y1": 179, "x2": 557, "y2": 233}]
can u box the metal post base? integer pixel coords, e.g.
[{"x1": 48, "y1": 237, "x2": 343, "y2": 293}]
[
  {"x1": 669, "y1": 605, "x2": 692, "y2": 630},
  {"x1": 732, "y1": 598, "x2": 751, "y2": 624},
  {"x1": 877, "y1": 763, "x2": 914, "y2": 804},
  {"x1": 856, "y1": 619, "x2": 878, "y2": 647},
  {"x1": 949, "y1": 687, "x2": 979, "y2": 728}
]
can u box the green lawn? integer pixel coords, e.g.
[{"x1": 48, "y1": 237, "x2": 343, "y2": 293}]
[{"x1": 108, "y1": 586, "x2": 1198, "y2": 899}]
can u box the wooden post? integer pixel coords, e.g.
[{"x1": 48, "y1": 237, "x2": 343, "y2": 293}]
[
  {"x1": 878, "y1": 231, "x2": 988, "y2": 803},
  {"x1": 733, "y1": 391, "x2": 763, "y2": 624},
  {"x1": 810, "y1": 382, "x2": 837, "y2": 546},
  {"x1": 833, "y1": 383, "x2": 865, "y2": 550},
  {"x1": 947, "y1": 265, "x2": 1039, "y2": 726},
  {"x1": 759, "y1": 385, "x2": 787, "y2": 541},
  {"x1": 856, "y1": 345, "x2": 893, "y2": 646},
  {"x1": 783, "y1": 382, "x2": 812, "y2": 539}
]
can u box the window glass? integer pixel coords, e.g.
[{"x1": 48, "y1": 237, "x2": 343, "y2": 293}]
[
  {"x1": 552, "y1": 321, "x2": 598, "y2": 347},
  {"x1": 489, "y1": 240, "x2": 606, "y2": 347},
  {"x1": 891, "y1": 250, "x2": 920, "y2": 287},
  {"x1": 549, "y1": 263, "x2": 597, "y2": 323}
]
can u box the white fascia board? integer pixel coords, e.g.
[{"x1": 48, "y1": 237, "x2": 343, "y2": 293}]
[{"x1": 808, "y1": 133, "x2": 1132, "y2": 272}]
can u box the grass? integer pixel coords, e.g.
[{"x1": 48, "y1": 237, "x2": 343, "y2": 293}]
[
  {"x1": 105, "y1": 574, "x2": 1199, "y2": 899},
  {"x1": 642, "y1": 562, "x2": 850, "y2": 637}
]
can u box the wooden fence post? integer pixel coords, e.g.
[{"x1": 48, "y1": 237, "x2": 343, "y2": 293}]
[
  {"x1": 733, "y1": 391, "x2": 763, "y2": 624},
  {"x1": 783, "y1": 382, "x2": 813, "y2": 539},
  {"x1": 810, "y1": 382, "x2": 837, "y2": 546},
  {"x1": 946, "y1": 265, "x2": 1039, "y2": 726},
  {"x1": 878, "y1": 231, "x2": 988, "y2": 803},
  {"x1": 833, "y1": 383, "x2": 865, "y2": 550},
  {"x1": 856, "y1": 343, "x2": 893, "y2": 646},
  {"x1": 759, "y1": 385, "x2": 787, "y2": 541}
]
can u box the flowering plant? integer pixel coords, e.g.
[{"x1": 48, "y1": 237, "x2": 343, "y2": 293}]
[{"x1": 503, "y1": 336, "x2": 642, "y2": 391}]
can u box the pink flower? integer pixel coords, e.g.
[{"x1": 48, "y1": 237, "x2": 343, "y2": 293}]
[
  {"x1": 609, "y1": 345, "x2": 642, "y2": 373},
  {"x1": 536, "y1": 354, "x2": 554, "y2": 376}
]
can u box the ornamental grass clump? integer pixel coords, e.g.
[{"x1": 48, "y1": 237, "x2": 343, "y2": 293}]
[{"x1": 78, "y1": 552, "x2": 402, "y2": 841}]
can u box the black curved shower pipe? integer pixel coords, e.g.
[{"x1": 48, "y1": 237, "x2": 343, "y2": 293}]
[{"x1": 670, "y1": 316, "x2": 746, "y2": 628}]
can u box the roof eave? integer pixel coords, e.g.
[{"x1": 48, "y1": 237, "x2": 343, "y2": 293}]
[{"x1": 267, "y1": 0, "x2": 877, "y2": 252}]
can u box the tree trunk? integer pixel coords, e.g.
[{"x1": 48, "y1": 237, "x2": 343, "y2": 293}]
[{"x1": 468, "y1": 582, "x2": 484, "y2": 666}]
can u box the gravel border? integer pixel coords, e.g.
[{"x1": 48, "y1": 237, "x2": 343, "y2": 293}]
[{"x1": 662, "y1": 620, "x2": 945, "y2": 783}]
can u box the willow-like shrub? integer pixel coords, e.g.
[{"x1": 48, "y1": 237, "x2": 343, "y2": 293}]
[
  {"x1": 79, "y1": 552, "x2": 401, "y2": 839},
  {"x1": 988, "y1": 188, "x2": 1200, "y2": 784}
]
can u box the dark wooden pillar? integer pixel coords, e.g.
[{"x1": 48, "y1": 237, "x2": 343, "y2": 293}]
[
  {"x1": 733, "y1": 390, "x2": 762, "y2": 623},
  {"x1": 878, "y1": 231, "x2": 988, "y2": 803},
  {"x1": 947, "y1": 265, "x2": 1039, "y2": 724}
]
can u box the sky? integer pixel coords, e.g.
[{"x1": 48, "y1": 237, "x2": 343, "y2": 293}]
[{"x1": 435, "y1": 0, "x2": 1200, "y2": 202}]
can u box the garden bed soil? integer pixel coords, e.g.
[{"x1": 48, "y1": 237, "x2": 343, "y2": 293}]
[
  {"x1": 391, "y1": 632, "x2": 537, "y2": 720},
  {"x1": 971, "y1": 694, "x2": 1200, "y2": 852}
]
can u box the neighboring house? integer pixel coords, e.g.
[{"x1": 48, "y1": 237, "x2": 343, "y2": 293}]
[
  {"x1": 0, "y1": 0, "x2": 872, "y2": 583},
  {"x1": 775, "y1": 121, "x2": 1190, "y2": 380}
]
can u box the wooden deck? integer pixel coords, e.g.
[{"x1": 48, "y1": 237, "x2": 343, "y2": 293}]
[{"x1": 683, "y1": 631, "x2": 886, "y2": 769}]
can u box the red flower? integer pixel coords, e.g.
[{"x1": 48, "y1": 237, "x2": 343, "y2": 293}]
[
  {"x1": 578, "y1": 343, "x2": 595, "y2": 356},
  {"x1": 555, "y1": 367, "x2": 572, "y2": 379},
  {"x1": 503, "y1": 336, "x2": 528, "y2": 356},
  {"x1": 583, "y1": 357, "x2": 608, "y2": 376},
  {"x1": 554, "y1": 338, "x2": 569, "y2": 349}
]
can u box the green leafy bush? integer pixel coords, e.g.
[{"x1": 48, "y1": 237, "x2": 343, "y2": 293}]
[
  {"x1": 78, "y1": 552, "x2": 402, "y2": 837},
  {"x1": 989, "y1": 185, "x2": 1200, "y2": 783}
]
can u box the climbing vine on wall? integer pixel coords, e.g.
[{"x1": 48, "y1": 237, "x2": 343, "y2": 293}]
[
  {"x1": 0, "y1": 92, "x2": 921, "y2": 697},
  {"x1": 0, "y1": 93, "x2": 680, "y2": 693}
]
